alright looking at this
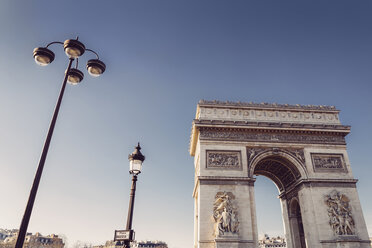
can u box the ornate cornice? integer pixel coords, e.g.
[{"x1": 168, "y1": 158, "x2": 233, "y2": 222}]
[
  {"x1": 194, "y1": 119, "x2": 350, "y2": 132},
  {"x1": 199, "y1": 100, "x2": 338, "y2": 111},
  {"x1": 198, "y1": 176, "x2": 255, "y2": 185},
  {"x1": 320, "y1": 238, "x2": 371, "y2": 244},
  {"x1": 193, "y1": 177, "x2": 256, "y2": 197},
  {"x1": 279, "y1": 178, "x2": 358, "y2": 199}
]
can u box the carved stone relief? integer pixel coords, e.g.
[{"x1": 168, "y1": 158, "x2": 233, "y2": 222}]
[
  {"x1": 213, "y1": 192, "x2": 239, "y2": 237},
  {"x1": 325, "y1": 190, "x2": 355, "y2": 236},
  {"x1": 291, "y1": 150, "x2": 305, "y2": 163},
  {"x1": 247, "y1": 147, "x2": 304, "y2": 191},
  {"x1": 199, "y1": 128, "x2": 346, "y2": 145},
  {"x1": 247, "y1": 148, "x2": 267, "y2": 164},
  {"x1": 247, "y1": 147, "x2": 305, "y2": 166},
  {"x1": 207, "y1": 151, "x2": 241, "y2": 169},
  {"x1": 312, "y1": 153, "x2": 346, "y2": 172}
]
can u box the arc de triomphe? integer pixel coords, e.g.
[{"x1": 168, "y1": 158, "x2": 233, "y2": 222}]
[{"x1": 189, "y1": 100, "x2": 370, "y2": 248}]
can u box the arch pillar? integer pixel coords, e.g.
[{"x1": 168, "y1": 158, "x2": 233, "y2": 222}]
[
  {"x1": 247, "y1": 183, "x2": 258, "y2": 247},
  {"x1": 280, "y1": 198, "x2": 293, "y2": 248}
]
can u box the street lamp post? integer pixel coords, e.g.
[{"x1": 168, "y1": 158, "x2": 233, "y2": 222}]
[
  {"x1": 114, "y1": 143, "x2": 145, "y2": 248},
  {"x1": 15, "y1": 37, "x2": 106, "y2": 248}
]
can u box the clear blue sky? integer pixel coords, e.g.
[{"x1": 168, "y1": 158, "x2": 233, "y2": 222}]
[{"x1": 0, "y1": 1, "x2": 371, "y2": 248}]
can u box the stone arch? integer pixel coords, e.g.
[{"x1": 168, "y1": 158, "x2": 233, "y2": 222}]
[
  {"x1": 190, "y1": 101, "x2": 370, "y2": 248},
  {"x1": 248, "y1": 149, "x2": 308, "y2": 192}
]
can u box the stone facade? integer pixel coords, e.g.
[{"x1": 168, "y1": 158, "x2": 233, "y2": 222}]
[
  {"x1": 134, "y1": 240, "x2": 168, "y2": 248},
  {"x1": 189, "y1": 100, "x2": 370, "y2": 248},
  {"x1": 0, "y1": 229, "x2": 64, "y2": 248}
]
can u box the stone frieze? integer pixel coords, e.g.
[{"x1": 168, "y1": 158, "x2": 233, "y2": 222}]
[
  {"x1": 311, "y1": 153, "x2": 346, "y2": 172},
  {"x1": 198, "y1": 101, "x2": 341, "y2": 125},
  {"x1": 207, "y1": 151, "x2": 241, "y2": 169},
  {"x1": 199, "y1": 128, "x2": 346, "y2": 145}
]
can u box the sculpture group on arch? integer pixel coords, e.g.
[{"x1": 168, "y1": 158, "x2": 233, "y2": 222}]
[
  {"x1": 213, "y1": 192, "x2": 239, "y2": 237},
  {"x1": 325, "y1": 190, "x2": 355, "y2": 236}
]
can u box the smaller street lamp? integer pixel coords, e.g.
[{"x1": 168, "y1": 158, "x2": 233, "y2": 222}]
[
  {"x1": 114, "y1": 143, "x2": 145, "y2": 248},
  {"x1": 128, "y1": 143, "x2": 145, "y2": 175}
]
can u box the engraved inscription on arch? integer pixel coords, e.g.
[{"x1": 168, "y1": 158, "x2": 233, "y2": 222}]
[
  {"x1": 206, "y1": 150, "x2": 241, "y2": 169},
  {"x1": 311, "y1": 153, "x2": 346, "y2": 172}
]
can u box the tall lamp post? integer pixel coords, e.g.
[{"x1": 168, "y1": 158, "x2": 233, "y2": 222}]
[
  {"x1": 15, "y1": 38, "x2": 106, "y2": 248},
  {"x1": 114, "y1": 143, "x2": 145, "y2": 248}
]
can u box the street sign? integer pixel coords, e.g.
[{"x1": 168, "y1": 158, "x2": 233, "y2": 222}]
[{"x1": 114, "y1": 230, "x2": 134, "y2": 241}]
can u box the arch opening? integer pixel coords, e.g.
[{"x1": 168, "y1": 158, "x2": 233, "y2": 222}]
[
  {"x1": 253, "y1": 155, "x2": 306, "y2": 248},
  {"x1": 255, "y1": 176, "x2": 286, "y2": 245},
  {"x1": 253, "y1": 155, "x2": 302, "y2": 192}
]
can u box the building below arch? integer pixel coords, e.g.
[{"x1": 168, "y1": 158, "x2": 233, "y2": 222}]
[
  {"x1": 258, "y1": 234, "x2": 286, "y2": 248},
  {"x1": 0, "y1": 229, "x2": 64, "y2": 248}
]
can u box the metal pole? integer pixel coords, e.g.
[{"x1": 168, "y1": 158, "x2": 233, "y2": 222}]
[
  {"x1": 123, "y1": 174, "x2": 138, "y2": 248},
  {"x1": 15, "y1": 58, "x2": 74, "y2": 248}
]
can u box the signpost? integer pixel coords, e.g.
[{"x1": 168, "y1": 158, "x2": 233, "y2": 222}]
[{"x1": 114, "y1": 230, "x2": 134, "y2": 241}]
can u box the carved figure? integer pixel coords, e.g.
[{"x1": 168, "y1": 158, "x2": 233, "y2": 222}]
[
  {"x1": 213, "y1": 192, "x2": 239, "y2": 237},
  {"x1": 231, "y1": 210, "x2": 239, "y2": 233},
  {"x1": 344, "y1": 213, "x2": 354, "y2": 234},
  {"x1": 294, "y1": 150, "x2": 304, "y2": 162},
  {"x1": 220, "y1": 208, "x2": 231, "y2": 232},
  {"x1": 325, "y1": 190, "x2": 355, "y2": 235},
  {"x1": 248, "y1": 149, "x2": 256, "y2": 161}
]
